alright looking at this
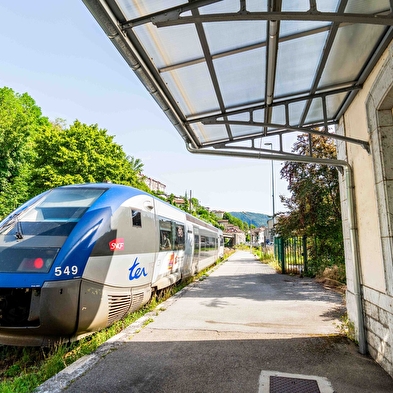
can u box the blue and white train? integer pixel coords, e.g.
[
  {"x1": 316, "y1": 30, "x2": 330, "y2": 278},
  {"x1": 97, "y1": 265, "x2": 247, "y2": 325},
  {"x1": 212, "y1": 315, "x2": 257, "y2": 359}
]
[{"x1": 0, "y1": 183, "x2": 223, "y2": 346}]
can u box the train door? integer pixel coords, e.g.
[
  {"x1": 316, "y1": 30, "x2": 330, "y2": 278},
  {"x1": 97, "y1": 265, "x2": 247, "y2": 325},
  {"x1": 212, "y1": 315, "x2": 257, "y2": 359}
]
[
  {"x1": 150, "y1": 217, "x2": 185, "y2": 290},
  {"x1": 192, "y1": 226, "x2": 200, "y2": 274},
  {"x1": 219, "y1": 233, "x2": 224, "y2": 258},
  {"x1": 181, "y1": 222, "x2": 194, "y2": 278},
  {"x1": 150, "y1": 199, "x2": 186, "y2": 290}
]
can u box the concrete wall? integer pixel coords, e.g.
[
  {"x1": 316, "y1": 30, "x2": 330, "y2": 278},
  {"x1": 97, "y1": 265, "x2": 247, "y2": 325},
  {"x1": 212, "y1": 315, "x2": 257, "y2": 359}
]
[{"x1": 339, "y1": 41, "x2": 393, "y2": 377}]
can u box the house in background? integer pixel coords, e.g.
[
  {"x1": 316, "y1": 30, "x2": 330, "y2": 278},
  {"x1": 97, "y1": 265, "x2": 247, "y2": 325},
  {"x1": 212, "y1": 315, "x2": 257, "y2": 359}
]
[
  {"x1": 264, "y1": 219, "x2": 274, "y2": 245},
  {"x1": 217, "y1": 219, "x2": 246, "y2": 246},
  {"x1": 251, "y1": 227, "x2": 266, "y2": 246},
  {"x1": 143, "y1": 176, "x2": 166, "y2": 194}
]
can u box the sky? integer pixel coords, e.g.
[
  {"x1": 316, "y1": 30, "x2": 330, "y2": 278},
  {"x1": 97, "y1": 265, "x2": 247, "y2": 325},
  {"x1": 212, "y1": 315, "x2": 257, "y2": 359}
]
[{"x1": 0, "y1": 1, "x2": 289, "y2": 214}]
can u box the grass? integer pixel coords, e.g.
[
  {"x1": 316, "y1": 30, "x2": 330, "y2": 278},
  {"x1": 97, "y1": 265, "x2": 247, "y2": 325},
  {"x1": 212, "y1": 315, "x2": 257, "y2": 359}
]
[
  {"x1": 337, "y1": 313, "x2": 356, "y2": 343},
  {"x1": 235, "y1": 244, "x2": 278, "y2": 268},
  {"x1": 0, "y1": 306, "x2": 150, "y2": 393},
  {"x1": 0, "y1": 250, "x2": 234, "y2": 393}
]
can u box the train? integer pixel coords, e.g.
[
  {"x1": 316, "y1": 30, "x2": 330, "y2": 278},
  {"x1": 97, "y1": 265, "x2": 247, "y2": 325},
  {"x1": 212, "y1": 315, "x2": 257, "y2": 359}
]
[{"x1": 0, "y1": 183, "x2": 224, "y2": 346}]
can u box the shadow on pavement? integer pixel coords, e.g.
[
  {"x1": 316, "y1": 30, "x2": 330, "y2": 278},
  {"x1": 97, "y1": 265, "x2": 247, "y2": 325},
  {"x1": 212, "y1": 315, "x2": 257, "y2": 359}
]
[{"x1": 63, "y1": 334, "x2": 393, "y2": 393}]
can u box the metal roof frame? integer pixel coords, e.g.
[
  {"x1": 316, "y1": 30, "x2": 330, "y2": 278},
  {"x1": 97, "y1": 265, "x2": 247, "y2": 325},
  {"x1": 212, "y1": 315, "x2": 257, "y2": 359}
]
[{"x1": 83, "y1": 0, "x2": 393, "y2": 166}]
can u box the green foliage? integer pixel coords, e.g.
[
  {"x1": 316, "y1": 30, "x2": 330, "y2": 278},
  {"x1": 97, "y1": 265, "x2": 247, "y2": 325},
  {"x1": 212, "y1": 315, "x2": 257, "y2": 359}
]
[
  {"x1": 195, "y1": 206, "x2": 222, "y2": 229},
  {"x1": 167, "y1": 193, "x2": 176, "y2": 205},
  {"x1": 251, "y1": 246, "x2": 275, "y2": 263},
  {"x1": 0, "y1": 87, "x2": 49, "y2": 216},
  {"x1": 0, "y1": 88, "x2": 154, "y2": 220},
  {"x1": 339, "y1": 313, "x2": 356, "y2": 342},
  {"x1": 276, "y1": 134, "x2": 344, "y2": 277},
  {"x1": 182, "y1": 192, "x2": 190, "y2": 212},
  {"x1": 190, "y1": 197, "x2": 199, "y2": 210},
  {"x1": 0, "y1": 87, "x2": 223, "y2": 234},
  {"x1": 223, "y1": 212, "x2": 248, "y2": 231},
  {"x1": 28, "y1": 120, "x2": 149, "y2": 196},
  {"x1": 127, "y1": 156, "x2": 144, "y2": 175}
]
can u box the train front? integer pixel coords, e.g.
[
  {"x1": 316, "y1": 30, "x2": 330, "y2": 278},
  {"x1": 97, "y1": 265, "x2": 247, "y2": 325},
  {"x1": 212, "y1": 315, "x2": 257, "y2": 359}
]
[{"x1": 0, "y1": 186, "x2": 110, "y2": 346}]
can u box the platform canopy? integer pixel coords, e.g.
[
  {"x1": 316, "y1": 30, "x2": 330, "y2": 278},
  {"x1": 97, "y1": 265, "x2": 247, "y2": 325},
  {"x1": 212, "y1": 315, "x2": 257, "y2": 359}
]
[{"x1": 83, "y1": 0, "x2": 393, "y2": 163}]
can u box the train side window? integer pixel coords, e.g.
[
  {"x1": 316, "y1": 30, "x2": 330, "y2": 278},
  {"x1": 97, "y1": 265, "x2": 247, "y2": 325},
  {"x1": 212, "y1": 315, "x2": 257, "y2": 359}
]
[
  {"x1": 174, "y1": 224, "x2": 185, "y2": 250},
  {"x1": 201, "y1": 235, "x2": 207, "y2": 249},
  {"x1": 132, "y1": 210, "x2": 142, "y2": 227},
  {"x1": 159, "y1": 219, "x2": 172, "y2": 250}
]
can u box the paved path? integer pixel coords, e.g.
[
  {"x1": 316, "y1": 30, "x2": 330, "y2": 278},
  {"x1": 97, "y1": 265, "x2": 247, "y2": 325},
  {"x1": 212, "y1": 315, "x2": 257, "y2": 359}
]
[{"x1": 37, "y1": 251, "x2": 393, "y2": 393}]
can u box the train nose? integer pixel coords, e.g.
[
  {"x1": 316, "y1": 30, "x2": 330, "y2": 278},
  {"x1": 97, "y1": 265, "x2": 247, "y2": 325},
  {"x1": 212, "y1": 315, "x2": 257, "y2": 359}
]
[
  {"x1": 0, "y1": 279, "x2": 81, "y2": 346},
  {"x1": 0, "y1": 288, "x2": 37, "y2": 326}
]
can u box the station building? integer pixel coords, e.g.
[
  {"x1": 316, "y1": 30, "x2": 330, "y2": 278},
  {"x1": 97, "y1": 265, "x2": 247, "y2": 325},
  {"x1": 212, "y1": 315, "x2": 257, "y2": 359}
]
[{"x1": 338, "y1": 43, "x2": 393, "y2": 376}]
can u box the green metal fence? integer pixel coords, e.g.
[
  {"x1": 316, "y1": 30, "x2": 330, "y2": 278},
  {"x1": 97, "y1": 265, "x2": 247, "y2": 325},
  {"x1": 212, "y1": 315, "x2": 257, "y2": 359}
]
[{"x1": 274, "y1": 236, "x2": 308, "y2": 275}]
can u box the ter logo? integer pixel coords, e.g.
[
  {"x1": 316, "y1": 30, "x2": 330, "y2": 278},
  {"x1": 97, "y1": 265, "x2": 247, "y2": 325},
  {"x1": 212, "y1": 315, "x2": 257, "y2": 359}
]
[{"x1": 129, "y1": 257, "x2": 148, "y2": 280}]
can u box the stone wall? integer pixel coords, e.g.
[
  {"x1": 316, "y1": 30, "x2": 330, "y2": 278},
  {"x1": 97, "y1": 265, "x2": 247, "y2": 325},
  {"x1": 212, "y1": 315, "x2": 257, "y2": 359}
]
[{"x1": 363, "y1": 286, "x2": 393, "y2": 376}]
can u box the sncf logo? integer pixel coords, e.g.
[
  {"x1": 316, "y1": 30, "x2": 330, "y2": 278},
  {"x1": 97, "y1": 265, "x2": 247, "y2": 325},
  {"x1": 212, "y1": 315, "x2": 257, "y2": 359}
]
[{"x1": 109, "y1": 238, "x2": 125, "y2": 251}]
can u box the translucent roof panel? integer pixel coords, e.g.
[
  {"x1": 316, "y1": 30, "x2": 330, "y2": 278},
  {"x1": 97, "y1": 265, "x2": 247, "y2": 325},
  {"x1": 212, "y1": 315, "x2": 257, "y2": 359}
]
[
  {"x1": 280, "y1": 20, "x2": 331, "y2": 36},
  {"x1": 83, "y1": 0, "x2": 393, "y2": 155},
  {"x1": 275, "y1": 30, "x2": 328, "y2": 97},
  {"x1": 214, "y1": 47, "x2": 266, "y2": 108},
  {"x1": 203, "y1": 21, "x2": 267, "y2": 55},
  {"x1": 134, "y1": 23, "x2": 204, "y2": 69},
  {"x1": 198, "y1": 0, "x2": 243, "y2": 14},
  {"x1": 319, "y1": 23, "x2": 387, "y2": 88},
  {"x1": 161, "y1": 63, "x2": 220, "y2": 117},
  {"x1": 282, "y1": 0, "x2": 338, "y2": 12},
  {"x1": 116, "y1": 0, "x2": 185, "y2": 19},
  {"x1": 191, "y1": 123, "x2": 228, "y2": 144},
  {"x1": 271, "y1": 105, "x2": 286, "y2": 126},
  {"x1": 306, "y1": 97, "x2": 324, "y2": 124},
  {"x1": 288, "y1": 101, "x2": 309, "y2": 126},
  {"x1": 345, "y1": 0, "x2": 390, "y2": 14}
]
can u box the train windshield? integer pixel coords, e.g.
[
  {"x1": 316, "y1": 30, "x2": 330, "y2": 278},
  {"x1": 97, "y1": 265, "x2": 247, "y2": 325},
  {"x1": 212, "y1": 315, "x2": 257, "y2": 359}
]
[
  {"x1": 22, "y1": 188, "x2": 105, "y2": 223},
  {"x1": 0, "y1": 188, "x2": 105, "y2": 236},
  {"x1": 0, "y1": 188, "x2": 106, "y2": 273}
]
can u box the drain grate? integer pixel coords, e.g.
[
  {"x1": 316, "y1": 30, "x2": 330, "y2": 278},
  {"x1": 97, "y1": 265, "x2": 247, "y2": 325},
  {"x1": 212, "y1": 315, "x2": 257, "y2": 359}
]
[
  {"x1": 259, "y1": 371, "x2": 334, "y2": 393},
  {"x1": 270, "y1": 376, "x2": 320, "y2": 393}
]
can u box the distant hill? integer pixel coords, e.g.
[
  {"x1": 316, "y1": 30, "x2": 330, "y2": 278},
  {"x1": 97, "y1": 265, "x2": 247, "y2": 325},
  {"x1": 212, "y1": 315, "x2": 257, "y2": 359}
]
[{"x1": 229, "y1": 211, "x2": 271, "y2": 227}]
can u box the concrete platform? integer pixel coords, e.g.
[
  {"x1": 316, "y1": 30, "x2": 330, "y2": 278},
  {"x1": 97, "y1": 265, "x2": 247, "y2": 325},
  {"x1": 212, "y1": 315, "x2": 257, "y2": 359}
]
[{"x1": 36, "y1": 251, "x2": 393, "y2": 393}]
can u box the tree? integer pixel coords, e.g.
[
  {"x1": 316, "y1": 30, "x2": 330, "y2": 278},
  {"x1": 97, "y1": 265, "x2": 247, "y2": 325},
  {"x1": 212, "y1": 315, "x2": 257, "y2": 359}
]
[
  {"x1": 195, "y1": 206, "x2": 222, "y2": 228},
  {"x1": 223, "y1": 212, "x2": 247, "y2": 231},
  {"x1": 127, "y1": 156, "x2": 144, "y2": 176},
  {"x1": 29, "y1": 120, "x2": 149, "y2": 195},
  {"x1": 167, "y1": 193, "x2": 176, "y2": 205},
  {"x1": 276, "y1": 134, "x2": 344, "y2": 276},
  {"x1": 0, "y1": 87, "x2": 49, "y2": 217},
  {"x1": 182, "y1": 192, "x2": 190, "y2": 212}
]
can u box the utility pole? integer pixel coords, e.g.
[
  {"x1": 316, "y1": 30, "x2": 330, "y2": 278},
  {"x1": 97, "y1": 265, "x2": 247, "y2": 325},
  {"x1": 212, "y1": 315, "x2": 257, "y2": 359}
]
[
  {"x1": 242, "y1": 211, "x2": 252, "y2": 252},
  {"x1": 264, "y1": 143, "x2": 275, "y2": 242}
]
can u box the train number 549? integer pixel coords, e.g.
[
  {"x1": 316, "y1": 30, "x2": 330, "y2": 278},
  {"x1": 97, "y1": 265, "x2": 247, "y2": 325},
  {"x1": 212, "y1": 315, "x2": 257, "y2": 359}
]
[{"x1": 54, "y1": 266, "x2": 78, "y2": 276}]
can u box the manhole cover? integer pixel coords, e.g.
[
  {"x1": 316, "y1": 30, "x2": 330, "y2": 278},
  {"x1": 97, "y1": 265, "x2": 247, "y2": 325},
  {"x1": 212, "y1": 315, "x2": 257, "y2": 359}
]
[
  {"x1": 259, "y1": 371, "x2": 334, "y2": 393},
  {"x1": 270, "y1": 376, "x2": 320, "y2": 393}
]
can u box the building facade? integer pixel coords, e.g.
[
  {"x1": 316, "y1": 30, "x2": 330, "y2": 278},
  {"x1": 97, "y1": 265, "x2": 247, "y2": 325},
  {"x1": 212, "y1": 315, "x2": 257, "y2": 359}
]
[
  {"x1": 143, "y1": 176, "x2": 166, "y2": 193},
  {"x1": 339, "y1": 42, "x2": 393, "y2": 377}
]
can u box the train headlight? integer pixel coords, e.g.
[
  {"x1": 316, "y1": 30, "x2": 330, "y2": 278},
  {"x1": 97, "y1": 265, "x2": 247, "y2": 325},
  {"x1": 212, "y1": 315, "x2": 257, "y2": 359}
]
[
  {"x1": 33, "y1": 258, "x2": 44, "y2": 269},
  {"x1": 18, "y1": 253, "x2": 57, "y2": 272},
  {"x1": 0, "y1": 247, "x2": 59, "y2": 273}
]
